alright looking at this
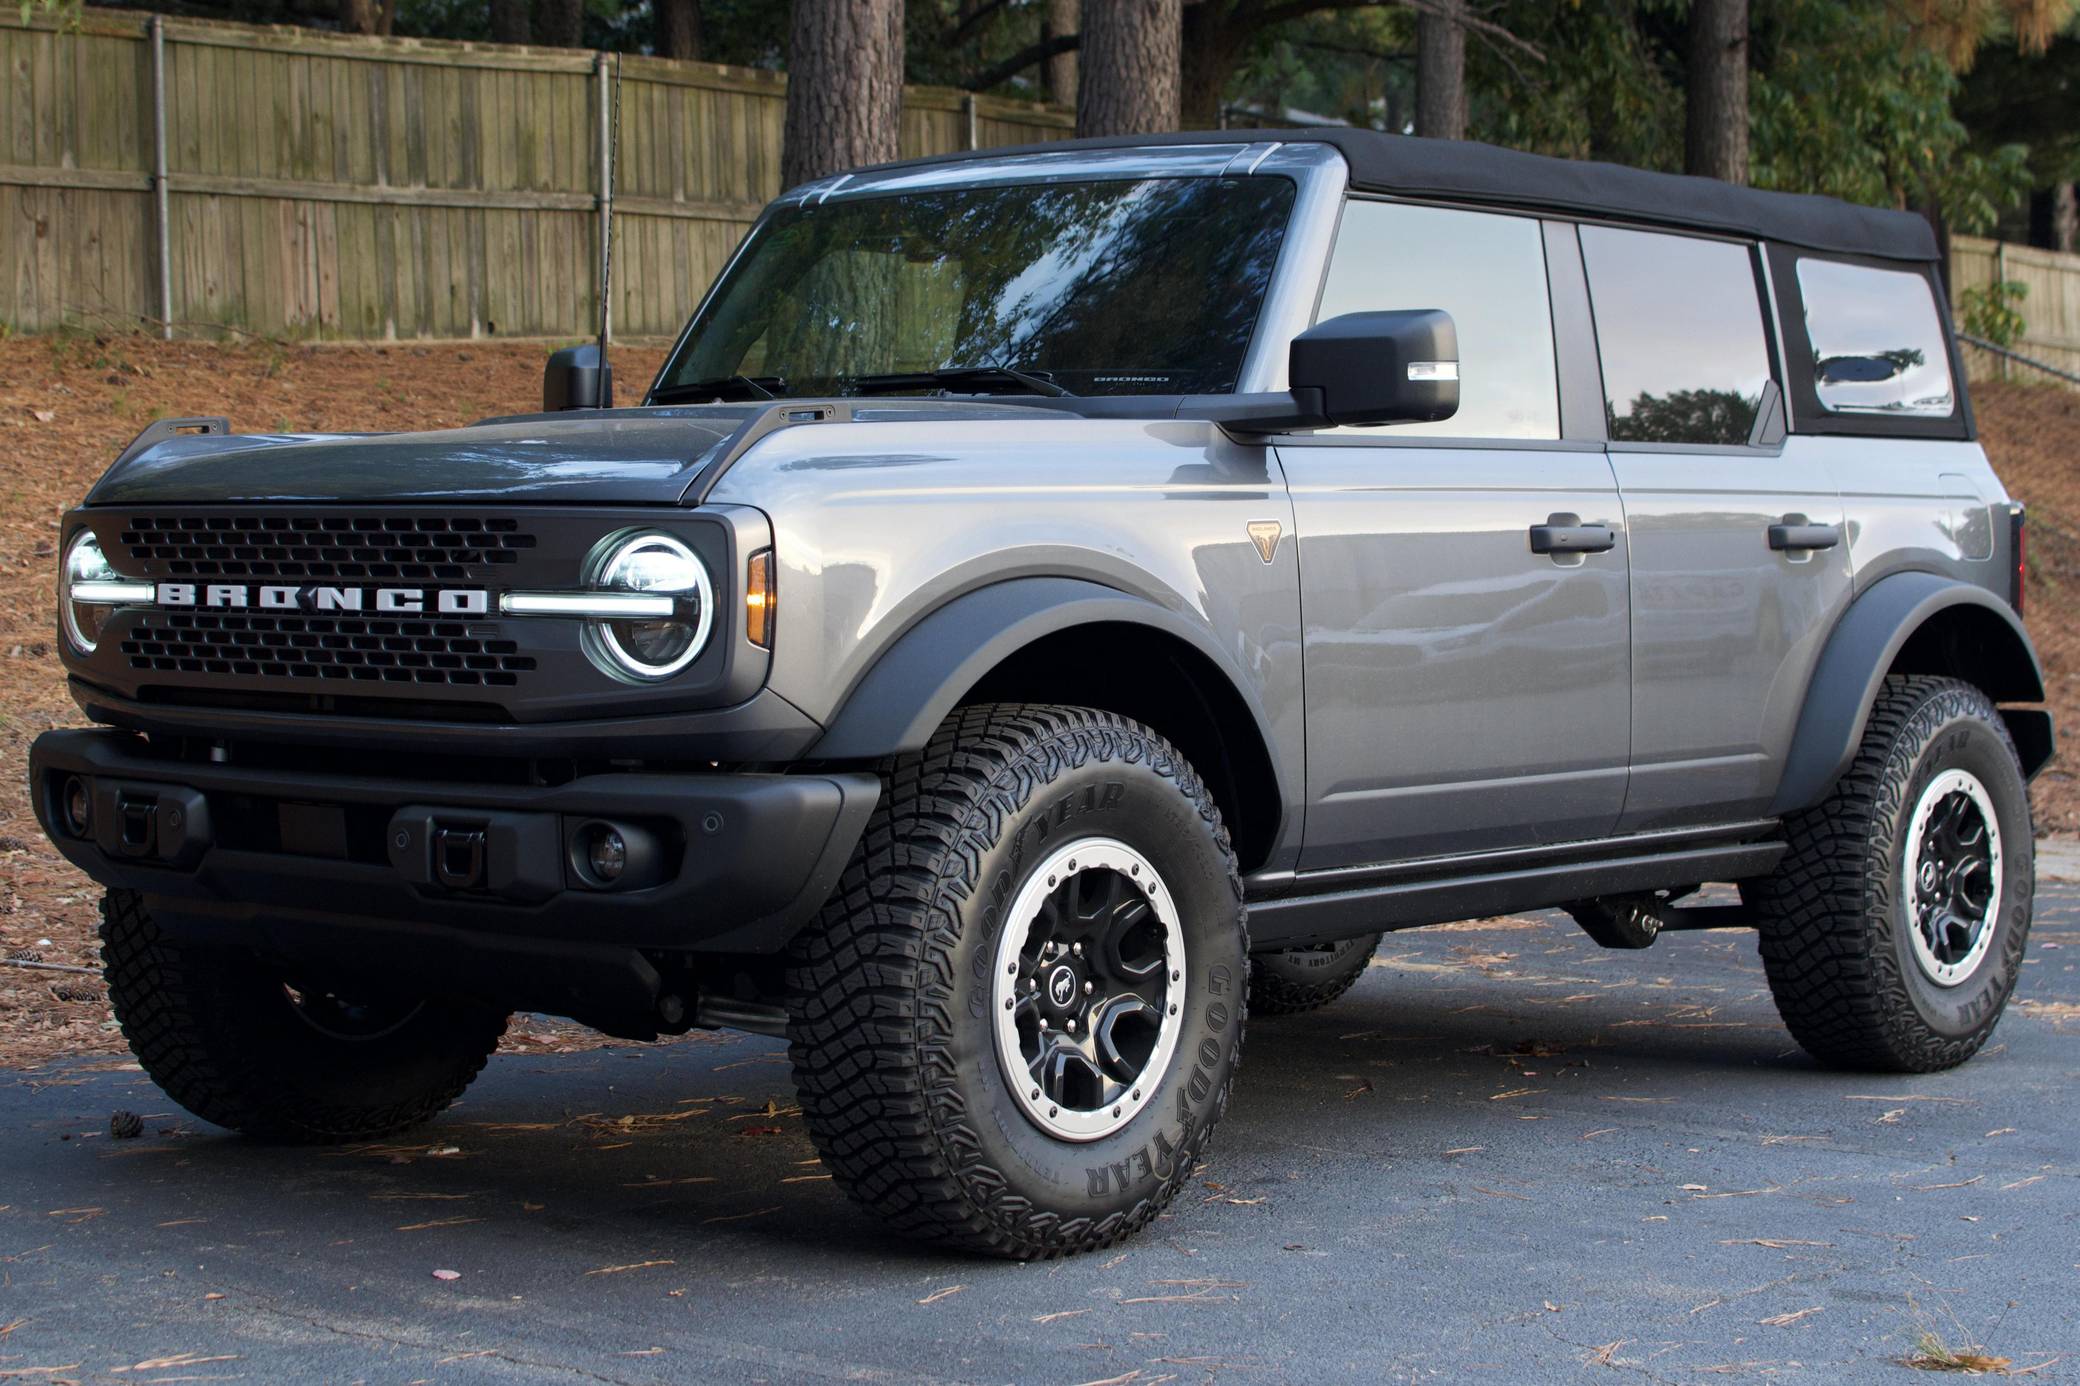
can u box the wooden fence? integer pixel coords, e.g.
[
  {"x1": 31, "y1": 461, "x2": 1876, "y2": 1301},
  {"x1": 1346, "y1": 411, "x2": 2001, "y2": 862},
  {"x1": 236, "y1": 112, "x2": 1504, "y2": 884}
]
[
  {"x1": 1, "y1": 8, "x2": 1072, "y2": 340},
  {"x1": 1951, "y1": 235, "x2": 2080, "y2": 386}
]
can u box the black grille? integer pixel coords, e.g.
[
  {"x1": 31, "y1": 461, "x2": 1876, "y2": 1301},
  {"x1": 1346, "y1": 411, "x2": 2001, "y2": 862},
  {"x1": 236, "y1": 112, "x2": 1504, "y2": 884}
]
[
  {"x1": 118, "y1": 514, "x2": 537, "y2": 583},
  {"x1": 119, "y1": 611, "x2": 537, "y2": 688}
]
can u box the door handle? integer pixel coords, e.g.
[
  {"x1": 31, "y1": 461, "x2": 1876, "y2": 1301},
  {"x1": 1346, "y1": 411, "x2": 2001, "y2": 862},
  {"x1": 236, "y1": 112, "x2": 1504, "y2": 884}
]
[
  {"x1": 1768, "y1": 517, "x2": 1841, "y2": 553},
  {"x1": 1529, "y1": 514, "x2": 1616, "y2": 556}
]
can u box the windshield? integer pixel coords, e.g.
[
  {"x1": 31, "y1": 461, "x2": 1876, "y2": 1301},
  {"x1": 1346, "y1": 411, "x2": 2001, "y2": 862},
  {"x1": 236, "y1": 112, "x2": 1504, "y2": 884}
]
[{"x1": 653, "y1": 176, "x2": 1298, "y2": 399}]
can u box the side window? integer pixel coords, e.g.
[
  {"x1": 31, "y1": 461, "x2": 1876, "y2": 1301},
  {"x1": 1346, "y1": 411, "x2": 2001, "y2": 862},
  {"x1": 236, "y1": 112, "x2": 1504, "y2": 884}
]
[
  {"x1": 1316, "y1": 200, "x2": 1559, "y2": 440},
  {"x1": 1580, "y1": 226, "x2": 1773, "y2": 446},
  {"x1": 1795, "y1": 259, "x2": 1955, "y2": 418}
]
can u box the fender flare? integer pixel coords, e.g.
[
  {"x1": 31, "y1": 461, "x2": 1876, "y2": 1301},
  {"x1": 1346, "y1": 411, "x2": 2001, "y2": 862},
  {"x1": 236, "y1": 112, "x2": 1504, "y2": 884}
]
[
  {"x1": 808, "y1": 576, "x2": 1290, "y2": 793},
  {"x1": 1770, "y1": 571, "x2": 2049, "y2": 815}
]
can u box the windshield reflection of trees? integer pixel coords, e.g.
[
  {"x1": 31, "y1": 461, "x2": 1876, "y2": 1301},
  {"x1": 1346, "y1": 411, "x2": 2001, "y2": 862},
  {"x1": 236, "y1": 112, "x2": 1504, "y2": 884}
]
[{"x1": 671, "y1": 178, "x2": 1294, "y2": 398}]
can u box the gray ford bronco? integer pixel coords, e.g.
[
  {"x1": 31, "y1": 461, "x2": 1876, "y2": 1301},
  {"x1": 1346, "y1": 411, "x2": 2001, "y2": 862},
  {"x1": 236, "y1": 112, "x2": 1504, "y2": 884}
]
[{"x1": 33, "y1": 130, "x2": 2052, "y2": 1258}]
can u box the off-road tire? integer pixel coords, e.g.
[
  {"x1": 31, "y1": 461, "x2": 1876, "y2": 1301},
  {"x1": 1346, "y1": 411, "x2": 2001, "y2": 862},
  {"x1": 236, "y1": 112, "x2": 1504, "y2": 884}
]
[
  {"x1": 1249, "y1": 933, "x2": 1381, "y2": 1015},
  {"x1": 100, "y1": 889, "x2": 508, "y2": 1141},
  {"x1": 1747, "y1": 676, "x2": 2034, "y2": 1072},
  {"x1": 785, "y1": 704, "x2": 1248, "y2": 1259}
]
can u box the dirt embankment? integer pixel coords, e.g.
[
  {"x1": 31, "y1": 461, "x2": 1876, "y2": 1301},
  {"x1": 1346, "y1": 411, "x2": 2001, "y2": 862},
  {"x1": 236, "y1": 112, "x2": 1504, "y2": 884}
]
[{"x1": 0, "y1": 336, "x2": 2073, "y2": 1067}]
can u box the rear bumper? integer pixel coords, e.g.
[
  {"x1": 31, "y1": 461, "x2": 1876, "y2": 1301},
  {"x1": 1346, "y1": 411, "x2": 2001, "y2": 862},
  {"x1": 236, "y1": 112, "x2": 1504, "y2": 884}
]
[{"x1": 30, "y1": 728, "x2": 878, "y2": 958}]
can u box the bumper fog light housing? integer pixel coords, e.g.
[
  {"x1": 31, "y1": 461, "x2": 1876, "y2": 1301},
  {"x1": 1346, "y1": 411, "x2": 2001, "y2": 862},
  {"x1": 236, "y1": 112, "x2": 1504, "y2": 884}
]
[{"x1": 62, "y1": 777, "x2": 93, "y2": 838}]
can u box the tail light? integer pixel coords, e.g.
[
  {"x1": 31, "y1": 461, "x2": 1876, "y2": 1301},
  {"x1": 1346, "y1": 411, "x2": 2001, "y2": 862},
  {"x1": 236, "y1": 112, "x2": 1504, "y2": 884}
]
[{"x1": 2009, "y1": 504, "x2": 2026, "y2": 618}]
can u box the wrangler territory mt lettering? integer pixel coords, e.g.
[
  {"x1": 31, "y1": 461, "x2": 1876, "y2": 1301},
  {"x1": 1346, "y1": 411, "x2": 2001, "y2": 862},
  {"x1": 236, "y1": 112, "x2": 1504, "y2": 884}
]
[{"x1": 34, "y1": 132, "x2": 2050, "y2": 1258}]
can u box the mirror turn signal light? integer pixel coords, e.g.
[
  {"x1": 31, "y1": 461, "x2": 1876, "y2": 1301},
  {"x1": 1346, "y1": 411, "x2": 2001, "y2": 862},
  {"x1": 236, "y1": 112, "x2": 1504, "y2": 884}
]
[{"x1": 745, "y1": 549, "x2": 774, "y2": 648}]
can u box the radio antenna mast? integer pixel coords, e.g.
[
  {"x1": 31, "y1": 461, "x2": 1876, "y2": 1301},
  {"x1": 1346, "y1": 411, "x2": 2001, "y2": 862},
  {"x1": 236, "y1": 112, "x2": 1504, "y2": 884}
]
[{"x1": 597, "y1": 51, "x2": 622, "y2": 407}]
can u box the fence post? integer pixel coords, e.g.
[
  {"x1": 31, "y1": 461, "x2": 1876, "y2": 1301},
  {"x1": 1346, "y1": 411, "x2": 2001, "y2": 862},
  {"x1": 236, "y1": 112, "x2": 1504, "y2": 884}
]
[
  {"x1": 595, "y1": 51, "x2": 612, "y2": 345},
  {"x1": 1994, "y1": 240, "x2": 2009, "y2": 383},
  {"x1": 151, "y1": 16, "x2": 172, "y2": 341},
  {"x1": 963, "y1": 93, "x2": 978, "y2": 150}
]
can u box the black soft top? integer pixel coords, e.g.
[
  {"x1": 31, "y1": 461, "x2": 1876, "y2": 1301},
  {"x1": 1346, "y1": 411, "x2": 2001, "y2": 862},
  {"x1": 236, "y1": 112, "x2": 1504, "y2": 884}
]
[{"x1": 873, "y1": 128, "x2": 1937, "y2": 264}]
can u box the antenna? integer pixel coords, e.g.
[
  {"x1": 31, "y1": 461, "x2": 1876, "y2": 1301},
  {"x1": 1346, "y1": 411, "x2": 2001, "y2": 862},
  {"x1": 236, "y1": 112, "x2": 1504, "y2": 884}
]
[{"x1": 596, "y1": 51, "x2": 623, "y2": 408}]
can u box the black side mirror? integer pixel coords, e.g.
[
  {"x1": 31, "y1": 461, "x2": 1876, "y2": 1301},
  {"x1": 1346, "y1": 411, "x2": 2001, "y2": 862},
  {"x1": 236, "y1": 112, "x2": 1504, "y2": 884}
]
[
  {"x1": 544, "y1": 344, "x2": 613, "y2": 411},
  {"x1": 1290, "y1": 309, "x2": 1458, "y2": 427}
]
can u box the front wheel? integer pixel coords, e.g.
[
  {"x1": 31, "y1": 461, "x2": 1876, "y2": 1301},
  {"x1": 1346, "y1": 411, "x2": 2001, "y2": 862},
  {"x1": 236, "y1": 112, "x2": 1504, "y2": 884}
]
[
  {"x1": 101, "y1": 889, "x2": 508, "y2": 1140},
  {"x1": 785, "y1": 704, "x2": 1248, "y2": 1259},
  {"x1": 1747, "y1": 676, "x2": 2034, "y2": 1072}
]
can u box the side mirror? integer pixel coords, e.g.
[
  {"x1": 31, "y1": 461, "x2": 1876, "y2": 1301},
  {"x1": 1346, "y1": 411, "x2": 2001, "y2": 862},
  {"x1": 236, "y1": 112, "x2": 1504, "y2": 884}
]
[
  {"x1": 1290, "y1": 309, "x2": 1458, "y2": 428},
  {"x1": 544, "y1": 344, "x2": 613, "y2": 411}
]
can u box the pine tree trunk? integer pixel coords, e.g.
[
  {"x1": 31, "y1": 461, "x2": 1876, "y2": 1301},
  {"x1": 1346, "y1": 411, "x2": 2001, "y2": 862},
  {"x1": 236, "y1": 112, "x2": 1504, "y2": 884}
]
[
  {"x1": 658, "y1": 0, "x2": 702, "y2": 60},
  {"x1": 1685, "y1": 0, "x2": 1748, "y2": 184},
  {"x1": 782, "y1": 0, "x2": 906, "y2": 189},
  {"x1": 1042, "y1": 0, "x2": 1079, "y2": 107},
  {"x1": 1415, "y1": 0, "x2": 1465, "y2": 140},
  {"x1": 535, "y1": 0, "x2": 585, "y2": 48},
  {"x1": 489, "y1": 0, "x2": 531, "y2": 45},
  {"x1": 1077, "y1": 0, "x2": 1180, "y2": 137},
  {"x1": 338, "y1": 0, "x2": 380, "y2": 36},
  {"x1": 1177, "y1": 2, "x2": 1231, "y2": 130}
]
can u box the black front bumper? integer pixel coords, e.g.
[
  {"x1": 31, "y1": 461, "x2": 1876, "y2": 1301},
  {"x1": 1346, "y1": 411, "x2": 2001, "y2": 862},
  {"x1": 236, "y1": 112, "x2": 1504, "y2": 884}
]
[{"x1": 31, "y1": 729, "x2": 878, "y2": 1032}]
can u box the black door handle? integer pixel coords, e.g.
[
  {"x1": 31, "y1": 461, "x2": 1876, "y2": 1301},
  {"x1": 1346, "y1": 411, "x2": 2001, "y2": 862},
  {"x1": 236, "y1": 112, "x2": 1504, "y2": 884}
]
[
  {"x1": 1529, "y1": 514, "x2": 1616, "y2": 556},
  {"x1": 1768, "y1": 517, "x2": 1841, "y2": 552}
]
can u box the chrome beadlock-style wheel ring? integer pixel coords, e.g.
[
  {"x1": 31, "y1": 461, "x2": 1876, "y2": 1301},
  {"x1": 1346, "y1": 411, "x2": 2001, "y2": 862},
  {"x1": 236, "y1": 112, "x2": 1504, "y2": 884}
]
[
  {"x1": 1901, "y1": 768, "x2": 2003, "y2": 988},
  {"x1": 992, "y1": 837, "x2": 1186, "y2": 1143}
]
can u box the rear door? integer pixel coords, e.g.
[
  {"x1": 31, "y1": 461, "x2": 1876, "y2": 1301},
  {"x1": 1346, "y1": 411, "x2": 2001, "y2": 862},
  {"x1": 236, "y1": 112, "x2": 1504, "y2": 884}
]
[
  {"x1": 1280, "y1": 201, "x2": 1632, "y2": 868},
  {"x1": 1579, "y1": 225, "x2": 1854, "y2": 830}
]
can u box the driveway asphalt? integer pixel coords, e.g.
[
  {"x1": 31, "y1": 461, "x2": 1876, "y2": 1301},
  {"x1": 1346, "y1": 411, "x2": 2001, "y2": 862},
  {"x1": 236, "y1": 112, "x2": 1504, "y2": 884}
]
[{"x1": 3, "y1": 884, "x2": 2075, "y2": 1384}]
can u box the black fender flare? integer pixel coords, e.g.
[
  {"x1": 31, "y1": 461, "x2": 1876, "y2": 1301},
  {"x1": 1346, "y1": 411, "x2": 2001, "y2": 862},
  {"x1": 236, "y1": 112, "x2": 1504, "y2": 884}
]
[
  {"x1": 1770, "y1": 571, "x2": 2050, "y2": 815},
  {"x1": 807, "y1": 575, "x2": 1292, "y2": 793}
]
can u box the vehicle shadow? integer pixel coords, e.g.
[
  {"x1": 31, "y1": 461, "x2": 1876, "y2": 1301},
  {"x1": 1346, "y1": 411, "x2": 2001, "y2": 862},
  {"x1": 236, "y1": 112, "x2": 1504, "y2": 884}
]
[{"x1": 21, "y1": 914, "x2": 1844, "y2": 1270}]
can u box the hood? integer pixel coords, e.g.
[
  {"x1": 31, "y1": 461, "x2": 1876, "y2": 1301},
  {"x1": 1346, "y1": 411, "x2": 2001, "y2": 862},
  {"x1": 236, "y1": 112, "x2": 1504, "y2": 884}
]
[{"x1": 85, "y1": 407, "x2": 762, "y2": 507}]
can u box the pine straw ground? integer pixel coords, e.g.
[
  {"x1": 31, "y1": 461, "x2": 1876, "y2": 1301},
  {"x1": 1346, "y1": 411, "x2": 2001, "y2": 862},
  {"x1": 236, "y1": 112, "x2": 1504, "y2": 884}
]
[{"x1": 0, "y1": 333, "x2": 2075, "y2": 1068}]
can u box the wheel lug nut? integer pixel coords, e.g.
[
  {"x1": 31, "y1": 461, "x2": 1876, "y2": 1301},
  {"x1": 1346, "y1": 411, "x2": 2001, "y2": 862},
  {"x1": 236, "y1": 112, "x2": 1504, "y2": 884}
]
[
  {"x1": 1084, "y1": 981, "x2": 1093, "y2": 994},
  {"x1": 1066, "y1": 1018, "x2": 1077, "y2": 1031},
  {"x1": 1072, "y1": 942, "x2": 1083, "y2": 956}
]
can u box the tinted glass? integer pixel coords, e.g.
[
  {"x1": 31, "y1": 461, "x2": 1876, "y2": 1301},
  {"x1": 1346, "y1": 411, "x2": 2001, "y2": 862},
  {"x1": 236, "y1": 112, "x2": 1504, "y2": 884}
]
[
  {"x1": 658, "y1": 177, "x2": 1296, "y2": 398},
  {"x1": 1580, "y1": 226, "x2": 1773, "y2": 445},
  {"x1": 1796, "y1": 258, "x2": 1955, "y2": 417},
  {"x1": 1315, "y1": 201, "x2": 1559, "y2": 439}
]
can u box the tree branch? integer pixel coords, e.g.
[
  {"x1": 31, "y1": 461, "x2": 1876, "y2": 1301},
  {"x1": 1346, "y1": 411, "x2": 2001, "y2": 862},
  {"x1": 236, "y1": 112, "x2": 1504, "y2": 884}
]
[{"x1": 964, "y1": 30, "x2": 1081, "y2": 91}]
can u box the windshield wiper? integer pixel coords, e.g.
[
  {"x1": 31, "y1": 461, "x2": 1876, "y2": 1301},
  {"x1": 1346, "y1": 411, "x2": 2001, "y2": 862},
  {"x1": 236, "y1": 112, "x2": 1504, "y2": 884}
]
[
  {"x1": 850, "y1": 366, "x2": 1075, "y2": 398},
  {"x1": 650, "y1": 374, "x2": 784, "y2": 404}
]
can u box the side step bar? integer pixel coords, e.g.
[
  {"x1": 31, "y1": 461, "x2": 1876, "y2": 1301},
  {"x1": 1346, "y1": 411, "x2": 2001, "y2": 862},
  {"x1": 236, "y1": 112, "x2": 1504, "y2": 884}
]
[{"x1": 1244, "y1": 834, "x2": 1784, "y2": 951}]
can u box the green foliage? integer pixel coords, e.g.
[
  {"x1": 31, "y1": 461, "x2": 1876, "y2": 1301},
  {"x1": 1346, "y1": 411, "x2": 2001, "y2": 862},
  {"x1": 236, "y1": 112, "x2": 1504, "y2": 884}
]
[
  {"x1": 1750, "y1": 0, "x2": 2032, "y2": 232},
  {"x1": 1959, "y1": 278, "x2": 2030, "y2": 344}
]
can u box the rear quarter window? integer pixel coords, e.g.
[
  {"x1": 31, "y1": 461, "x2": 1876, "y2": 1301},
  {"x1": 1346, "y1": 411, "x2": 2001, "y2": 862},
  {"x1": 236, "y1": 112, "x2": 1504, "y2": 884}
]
[{"x1": 1794, "y1": 258, "x2": 1956, "y2": 418}]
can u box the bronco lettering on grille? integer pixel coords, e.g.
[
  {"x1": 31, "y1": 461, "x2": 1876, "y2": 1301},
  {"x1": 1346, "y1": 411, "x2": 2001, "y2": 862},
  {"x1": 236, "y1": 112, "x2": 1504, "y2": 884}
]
[{"x1": 153, "y1": 583, "x2": 490, "y2": 615}]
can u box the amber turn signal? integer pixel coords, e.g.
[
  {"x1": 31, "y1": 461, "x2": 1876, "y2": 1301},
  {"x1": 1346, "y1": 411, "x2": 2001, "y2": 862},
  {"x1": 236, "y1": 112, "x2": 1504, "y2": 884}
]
[{"x1": 745, "y1": 549, "x2": 774, "y2": 648}]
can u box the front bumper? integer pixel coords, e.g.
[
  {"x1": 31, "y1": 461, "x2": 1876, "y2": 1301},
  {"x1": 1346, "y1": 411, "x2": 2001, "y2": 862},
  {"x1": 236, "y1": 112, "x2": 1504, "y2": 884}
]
[{"x1": 31, "y1": 730, "x2": 878, "y2": 1018}]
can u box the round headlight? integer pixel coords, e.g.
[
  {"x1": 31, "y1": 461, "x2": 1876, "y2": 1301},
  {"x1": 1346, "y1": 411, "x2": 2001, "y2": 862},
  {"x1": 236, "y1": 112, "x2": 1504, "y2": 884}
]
[
  {"x1": 589, "y1": 533, "x2": 713, "y2": 680},
  {"x1": 60, "y1": 531, "x2": 119, "y2": 654}
]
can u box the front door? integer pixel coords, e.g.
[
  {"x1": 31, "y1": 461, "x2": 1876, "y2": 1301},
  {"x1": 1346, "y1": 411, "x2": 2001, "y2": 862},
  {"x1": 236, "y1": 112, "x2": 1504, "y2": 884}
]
[{"x1": 1284, "y1": 199, "x2": 1632, "y2": 870}]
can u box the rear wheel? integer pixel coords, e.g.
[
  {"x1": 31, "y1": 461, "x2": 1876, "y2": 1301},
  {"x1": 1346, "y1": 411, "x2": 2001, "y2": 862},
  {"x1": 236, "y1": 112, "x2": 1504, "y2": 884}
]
[
  {"x1": 100, "y1": 889, "x2": 508, "y2": 1141},
  {"x1": 786, "y1": 704, "x2": 1248, "y2": 1258},
  {"x1": 1249, "y1": 933, "x2": 1381, "y2": 1015},
  {"x1": 1746, "y1": 676, "x2": 2034, "y2": 1072}
]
